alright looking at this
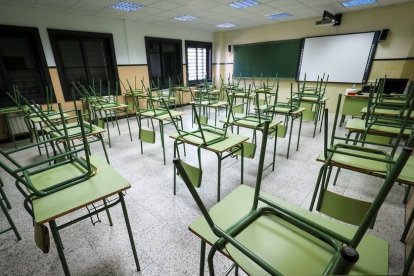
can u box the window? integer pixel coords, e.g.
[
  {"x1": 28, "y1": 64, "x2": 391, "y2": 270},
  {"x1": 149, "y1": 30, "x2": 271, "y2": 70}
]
[
  {"x1": 0, "y1": 25, "x2": 51, "y2": 108},
  {"x1": 48, "y1": 29, "x2": 119, "y2": 100},
  {"x1": 185, "y1": 41, "x2": 212, "y2": 84},
  {"x1": 145, "y1": 37, "x2": 182, "y2": 89}
]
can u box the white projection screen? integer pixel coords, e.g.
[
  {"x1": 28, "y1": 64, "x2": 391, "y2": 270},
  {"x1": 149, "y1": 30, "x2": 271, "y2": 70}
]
[{"x1": 298, "y1": 32, "x2": 380, "y2": 83}]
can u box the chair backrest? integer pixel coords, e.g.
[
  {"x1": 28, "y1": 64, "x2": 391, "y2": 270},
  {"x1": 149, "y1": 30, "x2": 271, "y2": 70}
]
[{"x1": 163, "y1": 93, "x2": 234, "y2": 147}]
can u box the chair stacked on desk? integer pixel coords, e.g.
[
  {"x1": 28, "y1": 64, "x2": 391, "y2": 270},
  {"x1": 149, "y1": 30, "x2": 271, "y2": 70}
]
[
  {"x1": 1, "y1": 91, "x2": 141, "y2": 275},
  {"x1": 134, "y1": 81, "x2": 185, "y2": 164},
  {"x1": 174, "y1": 112, "x2": 414, "y2": 274},
  {"x1": 73, "y1": 81, "x2": 132, "y2": 148},
  {"x1": 168, "y1": 94, "x2": 249, "y2": 202},
  {"x1": 296, "y1": 73, "x2": 329, "y2": 137}
]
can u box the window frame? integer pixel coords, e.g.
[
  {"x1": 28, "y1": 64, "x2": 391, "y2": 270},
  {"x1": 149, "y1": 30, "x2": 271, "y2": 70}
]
[
  {"x1": 185, "y1": 40, "x2": 212, "y2": 85},
  {"x1": 48, "y1": 29, "x2": 119, "y2": 100},
  {"x1": 144, "y1": 36, "x2": 183, "y2": 89},
  {"x1": 0, "y1": 24, "x2": 52, "y2": 107}
]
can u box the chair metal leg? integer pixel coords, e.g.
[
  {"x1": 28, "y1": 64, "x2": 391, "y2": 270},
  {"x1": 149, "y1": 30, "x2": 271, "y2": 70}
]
[
  {"x1": 0, "y1": 197, "x2": 21, "y2": 240},
  {"x1": 98, "y1": 134, "x2": 110, "y2": 164},
  {"x1": 119, "y1": 192, "x2": 141, "y2": 272},
  {"x1": 200, "y1": 240, "x2": 206, "y2": 276},
  {"x1": 401, "y1": 205, "x2": 414, "y2": 242},
  {"x1": 0, "y1": 180, "x2": 12, "y2": 209},
  {"x1": 103, "y1": 199, "x2": 113, "y2": 226},
  {"x1": 403, "y1": 185, "x2": 411, "y2": 204},
  {"x1": 50, "y1": 220, "x2": 70, "y2": 276},
  {"x1": 216, "y1": 152, "x2": 222, "y2": 202},
  {"x1": 309, "y1": 164, "x2": 328, "y2": 211},
  {"x1": 403, "y1": 243, "x2": 414, "y2": 275}
]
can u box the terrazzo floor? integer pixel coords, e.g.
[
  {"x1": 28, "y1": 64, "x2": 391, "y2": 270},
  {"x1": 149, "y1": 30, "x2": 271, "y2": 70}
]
[{"x1": 0, "y1": 105, "x2": 407, "y2": 275}]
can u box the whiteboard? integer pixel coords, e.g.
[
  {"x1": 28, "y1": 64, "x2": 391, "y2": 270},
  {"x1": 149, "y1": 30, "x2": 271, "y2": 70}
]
[{"x1": 298, "y1": 32, "x2": 379, "y2": 83}]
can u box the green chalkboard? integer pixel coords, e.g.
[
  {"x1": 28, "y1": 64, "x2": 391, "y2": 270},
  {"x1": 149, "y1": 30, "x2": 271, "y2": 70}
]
[{"x1": 233, "y1": 39, "x2": 302, "y2": 78}]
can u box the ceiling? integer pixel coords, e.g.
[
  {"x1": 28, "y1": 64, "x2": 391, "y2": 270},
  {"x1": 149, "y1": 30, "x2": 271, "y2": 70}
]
[{"x1": 0, "y1": 0, "x2": 413, "y2": 32}]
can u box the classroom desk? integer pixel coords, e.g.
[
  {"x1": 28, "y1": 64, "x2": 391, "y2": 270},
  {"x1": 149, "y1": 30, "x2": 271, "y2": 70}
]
[
  {"x1": 189, "y1": 185, "x2": 388, "y2": 275},
  {"x1": 170, "y1": 132, "x2": 248, "y2": 202},
  {"x1": 0, "y1": 105, "x2": 29, "y2": 148},
  {"x1": 137, "y1": 109, "x2": 185, "y2": 165},
  {"x1": 222, "y1": 118, "x2": 281, "y2": 171},
  {"x1": 91, "y1": 102, "x2": 132, "y2": 148},
  {"x1": 270, "y1": 106, "x2": 306, "y2": 159},
  {"x1": 31, "y1": 156, "x2": 140, "y2": 275},
  {"x1": 170, "y1": 86, "x2": 191, "y2": 109}
]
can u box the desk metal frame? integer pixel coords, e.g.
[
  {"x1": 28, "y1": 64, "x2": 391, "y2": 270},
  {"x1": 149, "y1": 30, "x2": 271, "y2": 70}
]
[{"x1": 171, "y1": 133, "x2": 248, "y2": 202}]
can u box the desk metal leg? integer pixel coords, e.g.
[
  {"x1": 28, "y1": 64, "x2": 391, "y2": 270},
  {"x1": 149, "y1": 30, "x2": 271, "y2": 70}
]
[
  {"x1": 119, "y1": 192, "x2": 141, "y2": 271},
  {"x1": 160, "y1": 122, "x2": 166, "y2": 165},
  {"x1": 272, "y1": 130, "x2": 277, "y2": 171},
  {"x1": 200, "y1": 240, "x2": 206, "y2": 276},
  {"x1": 125, "y1": 108, "x2": 132, "y2": 142},
  {"x1": 173, "y1": 140, "x2": 178, "y2": 195},
  {"x1": 240, "y1": 144, "x2": 244, "y2": 184},
  {"x1": 216, "y1": 153, "x2": 222, "y2": 202},
  {"x1": 50, "y1": 220, "x2": 70, "y2": 276},
  {"x1": 287, "y1": 115, "x2": 294, "y2": 159},
  {"x1": 296, "y1": 114, "x2": 303, "y2": 151}
]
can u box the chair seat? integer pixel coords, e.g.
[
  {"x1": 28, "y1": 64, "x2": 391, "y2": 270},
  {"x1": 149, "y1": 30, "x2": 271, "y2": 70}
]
[{"x1": 190, "y1": 185, "x2": 388, "y2": 275}]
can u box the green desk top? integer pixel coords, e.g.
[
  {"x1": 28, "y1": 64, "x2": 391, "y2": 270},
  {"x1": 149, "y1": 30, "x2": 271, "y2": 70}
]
[
  {"x1": 316, "y1": 148, "x2": 388, "y2": 174},
  {"x1": 139, "y1": 109, "x2": 184, "y2": 120},
  {"x1": 170, "y1": 132, "x2": 248, "y2": 154},
  {"x1": 191, "y1": 101, "x2": 228, "y2": 108},
  {"x1": 46, "y1": 122, "x2": 105, "y2": 139},
  {"x1": 345, "y1": 118, "x2": 411, "y2": 137},
  {"x1": 271, "y1": 106, "x2": 306, "y2": 115},
  {"x1": 0, "y1": 105, "x2": 29, "y2": 115},
  {"x1": 29, "y1": 112, "x2": 69, "y2": 124},
  {"x1": 32, "y1": 156, "x2": 130, "y2": 224},
  {"x1": 93, "y1": 103, "x2": 128, "y2": 111},
  {"x1": 223, "y1": 118, "x2": 281, "y2": 130},
  {"x1": 189, "y1": 185, "x2": 388, "y2": 275}
]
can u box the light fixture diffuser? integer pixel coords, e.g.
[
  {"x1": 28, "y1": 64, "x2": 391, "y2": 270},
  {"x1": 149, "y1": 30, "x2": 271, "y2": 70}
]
[
  {"x1": 174, "y1": 14, "x2": 198, "y2": 22},
  {"x1": 216, "y1": 23, "x2": 236, "y2": 28},
  {"x1": 341, "y1": 0, "x2": 376, "y2": 7},
  {"x1": 111, "y1": 1, "x2": 143, "y2": 12},
  {"x1": 229, "y1": 0, "x2": 260, "y2": 9},
  {"x1": 266, "y1": 12, "x2": 291, "y2": 20}
]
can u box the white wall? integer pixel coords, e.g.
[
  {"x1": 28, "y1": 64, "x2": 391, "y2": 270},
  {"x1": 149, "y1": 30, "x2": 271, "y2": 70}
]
[{"x1": 0, "y1": 3, "x2": 213, "y2": 66}]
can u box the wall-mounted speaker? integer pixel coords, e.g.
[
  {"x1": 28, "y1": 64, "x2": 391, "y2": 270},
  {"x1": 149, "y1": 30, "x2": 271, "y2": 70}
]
[
  {"x1": 379, "y1": 29, "x2": 389, "y2": 41},
  {"x1": 228, "y1": 45, "x2": 232, "y2": 52}
]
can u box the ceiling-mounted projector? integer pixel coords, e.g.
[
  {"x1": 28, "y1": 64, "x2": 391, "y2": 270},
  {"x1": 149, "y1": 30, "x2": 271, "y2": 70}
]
[{"x1": 315, "y1": 10, "x2": 342, "y2": 26}]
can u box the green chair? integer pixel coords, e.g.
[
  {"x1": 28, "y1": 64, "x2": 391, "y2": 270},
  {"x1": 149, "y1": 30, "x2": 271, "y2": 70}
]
[
  {"x1": 309, "y1": 91, "x2": 413, "y2": 212},
  {"x1": 174, "y1": 118, "x2": 414, "y2": 275}
]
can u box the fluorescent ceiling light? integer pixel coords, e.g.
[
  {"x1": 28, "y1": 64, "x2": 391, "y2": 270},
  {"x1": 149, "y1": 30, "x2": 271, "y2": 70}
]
[
  {"x1": 111, "y1": 1, "x2": 143, "y2": 12},
  {"x1": 216, "y1": 23, "x2": 236, "y2": 28},
  {"x1": 174, "y1": 14, "x2": 198, "y2": 22},
  {"x1": 341, "y1": 0, "x2": 376, "y2": 7},
  {"x1": 266, "y1": 12, "x2": 291, "y2": 20},
  {"x1": 229, "y1": 0, "x2": 260, "y2": 9}
]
